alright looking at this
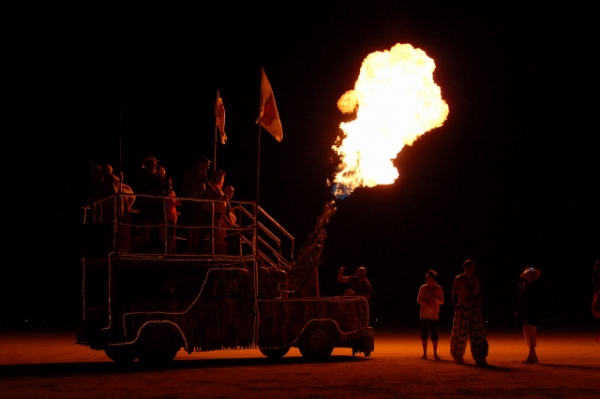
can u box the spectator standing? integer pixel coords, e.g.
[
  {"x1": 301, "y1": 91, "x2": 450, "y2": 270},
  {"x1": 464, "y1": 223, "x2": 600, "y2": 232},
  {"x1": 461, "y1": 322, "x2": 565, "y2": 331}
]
[
  {"x1": 449, "y1": 259, "x2": 489, "y2": 366},
  {"x1": 417, "y1": 270, "x2": 444, "y2": 360},
  {"x1": 516, "y1": 266, "x2": 542, "y2": 364}
]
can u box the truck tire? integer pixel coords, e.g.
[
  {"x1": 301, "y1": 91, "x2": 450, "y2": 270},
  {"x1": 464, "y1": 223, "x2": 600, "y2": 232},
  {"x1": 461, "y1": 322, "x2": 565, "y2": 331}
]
[
  {"x1": 104, "y1": 344, "x2": 137, "y2": 364},
  {"x1": 259, "y1": 346, "x2": 290, "y2": 359},
  {"x1": 299, "y1": 325, "x2": 334, "y2": 359},
  {"x1": 137, "y1": 329, "x2": 179, "y2": 365}
]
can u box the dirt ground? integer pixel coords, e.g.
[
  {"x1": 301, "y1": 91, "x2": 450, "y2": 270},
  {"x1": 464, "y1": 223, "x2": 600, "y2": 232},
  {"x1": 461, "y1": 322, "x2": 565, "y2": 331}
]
[{"x1": 1, "y1": 329, "x2": 599, "y2": 398}]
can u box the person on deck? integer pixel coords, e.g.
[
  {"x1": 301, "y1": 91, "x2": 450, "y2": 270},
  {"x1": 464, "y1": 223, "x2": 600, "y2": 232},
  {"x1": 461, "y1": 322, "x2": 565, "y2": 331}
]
[
  {"x1": 158, "y1": 166, "x2": 180, "y2": 254},
  {"x1": 97, "y1": 164, "x2": 122, "y2": 223},
  {"x1": 220, "y1": 185, "x2": 239, "y2": 254},
  {"x1": 180, "y1": 157, "x2": 212, "y2": 254},
  {"x1": 101, "y1": 164, "x2": 120, "y2": 197},
  {"x1": 222, "y1": 186, "x2": 238, "y2": 229},
  {"x1": 134, "y1": 156, "x2": 166, "y2": 252},
  {"x1": 203, "y1": 170, "x2": 227, "y2": 253}
]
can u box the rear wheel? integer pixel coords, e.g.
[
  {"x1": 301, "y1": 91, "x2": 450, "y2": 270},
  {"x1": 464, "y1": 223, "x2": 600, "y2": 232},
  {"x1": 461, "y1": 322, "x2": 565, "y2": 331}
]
[
  {"x1": 259, "y1": 346, "x2": 290, "y2": 359},
  {"x1": 104, "y1": 344, "x2": 137, "y2": 364},
  {"x1": 137, "y1": 329, "x2": 179, "y2": 365},
  {"x1": 299, "y1": 325, "x2": 334, "y2": 360}
]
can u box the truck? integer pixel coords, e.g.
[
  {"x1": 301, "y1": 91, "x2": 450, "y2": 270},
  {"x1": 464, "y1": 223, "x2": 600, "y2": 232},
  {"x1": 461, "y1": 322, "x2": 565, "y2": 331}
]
[{"x1": 77, "y1": 194, "x2": 373, "y2": 364}]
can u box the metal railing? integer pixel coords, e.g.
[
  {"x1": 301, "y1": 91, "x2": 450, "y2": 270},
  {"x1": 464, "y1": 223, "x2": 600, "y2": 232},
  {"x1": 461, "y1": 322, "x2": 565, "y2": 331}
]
[{"x1": 82, "y1": 194, "x2": 295, "y2": 272}]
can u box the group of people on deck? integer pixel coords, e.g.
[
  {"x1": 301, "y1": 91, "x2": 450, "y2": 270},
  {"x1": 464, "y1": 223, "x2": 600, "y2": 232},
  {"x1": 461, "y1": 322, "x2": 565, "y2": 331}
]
[
  {"x1": 179, "y1": 156, "x2": 237, "y2": 254},
  {"x1": 88, "y1": 155, "x2": 237, "y2": 254}
]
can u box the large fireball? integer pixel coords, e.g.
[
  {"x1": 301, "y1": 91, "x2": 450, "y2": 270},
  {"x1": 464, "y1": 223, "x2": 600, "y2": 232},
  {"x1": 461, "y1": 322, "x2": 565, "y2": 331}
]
[{"x1": 332, "y1": 43, "x2": 449, "y2": 197}]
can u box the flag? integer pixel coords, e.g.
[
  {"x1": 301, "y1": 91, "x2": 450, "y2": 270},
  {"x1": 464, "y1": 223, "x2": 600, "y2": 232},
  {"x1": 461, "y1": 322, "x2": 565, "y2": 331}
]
[
  {"x1": 215, "y1": 91, "x2": 227, "y2": 145},
  {"x1": 259, "y1": 68, "x2": 283, "y2": 142}
]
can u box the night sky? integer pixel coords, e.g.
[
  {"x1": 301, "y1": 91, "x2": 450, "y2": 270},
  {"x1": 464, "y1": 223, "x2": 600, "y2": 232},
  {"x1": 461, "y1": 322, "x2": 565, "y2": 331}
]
[{"x1": 2, "y1": 2, "x2": 598, "y2": 330}]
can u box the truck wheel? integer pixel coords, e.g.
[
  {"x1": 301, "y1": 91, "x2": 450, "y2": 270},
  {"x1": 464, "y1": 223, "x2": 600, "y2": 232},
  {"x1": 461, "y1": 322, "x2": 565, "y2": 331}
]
[
  {"x1": 137, "y1": 330, "x2": 179, "y2": 365},
  {"x1": 259, "y1": 346, "x2": 290, "y2": 359},
  {"x1": 299, "y1": 325, "x2": 334, "y2": 359},
  {"x1": 104, "y1": 344, "x2": 137, "y2": 364}
]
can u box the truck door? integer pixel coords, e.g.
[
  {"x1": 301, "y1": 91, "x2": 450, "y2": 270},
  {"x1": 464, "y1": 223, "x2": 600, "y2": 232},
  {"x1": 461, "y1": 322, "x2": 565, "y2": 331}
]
[{"x1": 193, "y1": 269, "x2": 255, "y2": 350}]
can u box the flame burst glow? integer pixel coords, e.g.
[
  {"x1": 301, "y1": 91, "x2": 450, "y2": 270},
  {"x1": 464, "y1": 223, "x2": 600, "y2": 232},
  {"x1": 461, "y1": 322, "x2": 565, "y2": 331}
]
[{"x1": 332, "y1": 43, "x2": 449, "y2": 198}]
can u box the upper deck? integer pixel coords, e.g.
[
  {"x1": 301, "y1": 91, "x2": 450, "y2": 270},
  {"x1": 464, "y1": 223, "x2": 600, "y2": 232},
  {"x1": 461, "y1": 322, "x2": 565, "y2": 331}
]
[
  {"x1": 82, "y1": 193, "x2": 336, "y2": 299},
  {"x1": 82, "y1": 193, "x2": 295, "y2": 267}
]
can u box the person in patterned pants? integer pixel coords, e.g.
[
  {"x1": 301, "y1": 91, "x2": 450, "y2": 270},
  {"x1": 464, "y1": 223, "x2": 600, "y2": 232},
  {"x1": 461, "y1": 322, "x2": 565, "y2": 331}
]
[{"x1": 450, "y1": 259, "x2": 489, "y2": 366}]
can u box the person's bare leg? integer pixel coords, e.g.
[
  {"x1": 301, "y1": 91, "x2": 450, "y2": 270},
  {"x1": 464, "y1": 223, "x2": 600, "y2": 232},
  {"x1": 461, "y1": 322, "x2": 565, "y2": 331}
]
[
  {"x1": 523, "y1": 324, "x2": 538, "y2": 363},
  {"x1": 421, "y1": 340, "x2": 428, "y2": 359},
  {"x1": 433, "y1": 340, "x2": 440, "y2": 359},
  {"x1": 528, "y1": 346, "x2": 537, "y2": 361}
]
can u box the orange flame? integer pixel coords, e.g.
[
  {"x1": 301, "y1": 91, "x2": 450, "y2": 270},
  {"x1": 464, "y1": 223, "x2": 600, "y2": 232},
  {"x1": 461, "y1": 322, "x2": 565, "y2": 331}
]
[{"x1": 332, "y1": 43, "x2": 449, "y2": 197}]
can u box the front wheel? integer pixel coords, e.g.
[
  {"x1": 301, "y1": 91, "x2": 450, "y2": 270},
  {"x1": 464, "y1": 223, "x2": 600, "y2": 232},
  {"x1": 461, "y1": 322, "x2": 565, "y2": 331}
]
[
  {"x1": 259, "y1": 346, "x2": 290, "y2": 359},
  {"x1": 104, "y1": 344, "x2": 137, "y2": 364},
  {"x1": 137, "y1": 329, "x2": 179, "y2": 365},
  {"x1": 299, "y1": 325, "x2": 334, "y2": 360}
]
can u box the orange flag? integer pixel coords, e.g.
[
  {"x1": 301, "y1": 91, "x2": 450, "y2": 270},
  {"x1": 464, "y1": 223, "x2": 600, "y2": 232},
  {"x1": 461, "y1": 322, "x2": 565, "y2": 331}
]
[
  {"x1": 215, "y1": 91, "x2": 227, "y2": 145},
  {"x1": 259, "y1": 69, "x2": 283, "y2": 142}
]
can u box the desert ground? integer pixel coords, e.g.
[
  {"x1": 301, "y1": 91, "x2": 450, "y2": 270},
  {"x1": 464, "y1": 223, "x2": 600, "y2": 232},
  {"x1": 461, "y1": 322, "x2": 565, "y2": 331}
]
[{"x1": 1, "y1": 329, "x2": 599, "y2": 398}]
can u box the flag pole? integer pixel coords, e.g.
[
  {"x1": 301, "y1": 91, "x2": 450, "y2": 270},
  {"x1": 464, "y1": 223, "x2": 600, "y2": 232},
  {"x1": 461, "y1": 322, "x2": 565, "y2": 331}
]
[
  {"x1": 213, "y1": 91, "x2": 219, "y2": 174},
  {"x1": 119, "y1": 109, "x2": 122, "y2": 173},
  {"x1": 118, "y1": 109, "x2": 123, "y2": 193},
  {"x1": 255, "y1": 71, "x2": 263, "y2": 257},
  {"x1": 91, "y1": 130, "x2": 95, "y2": 192},
  {"x1": 256, "y1": 110, "x2": 262, "y2": 211}
]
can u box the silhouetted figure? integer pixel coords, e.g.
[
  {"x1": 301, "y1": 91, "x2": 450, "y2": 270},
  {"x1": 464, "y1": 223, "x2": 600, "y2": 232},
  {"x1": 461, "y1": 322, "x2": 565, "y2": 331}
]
[
  {"x1": 203, "y1": 170, "x2": 227, "y2": 254},
  {"x1": 101, "y1": 164, "x2": 120, "y2": 198},
  {"x1": 180, "y1": 157, "x2": 212, "y2": 254},
  {"x1": 160, "y1": 169, "x2": 181, "y2": 254},
  {"x1": 221, "y1": 185, "x2": 239, "y2": 254},
  {"x1": 222, "y1": 185, "x2": 237, "y2": 228},
  {"x1": 516, "y1": 266, "x2": 542, "y2": 364},
  {"x1": 450, "y1": 259, "x2": 488, "y2": 367},
  {"x1": 96, "y1": 164, "x2": 121, "y2": 224},
  {"x1": 337, "y1": 266, "x2": 373, "y2": 303},
  {"x1": 134, "y1": 156, "x2": 166, "y2": 251},
  {"x1": 116, "y1": 172, "x2": 135, "y2": 219},
  {"x1": 115, "y1": 171, "x2": 135, "y2": 253},
  {"x1": 417, "y1": 269, "x2": 444, "y2": 360}
]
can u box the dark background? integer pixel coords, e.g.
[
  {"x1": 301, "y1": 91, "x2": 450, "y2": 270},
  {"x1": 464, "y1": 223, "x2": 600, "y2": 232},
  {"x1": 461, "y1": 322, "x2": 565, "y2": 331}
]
[{"x1": 2, "y1": 1, "x2": 598, "y2": 331}]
